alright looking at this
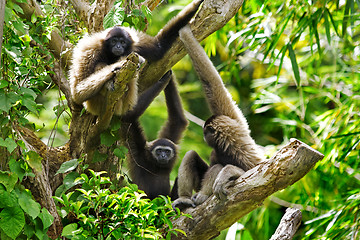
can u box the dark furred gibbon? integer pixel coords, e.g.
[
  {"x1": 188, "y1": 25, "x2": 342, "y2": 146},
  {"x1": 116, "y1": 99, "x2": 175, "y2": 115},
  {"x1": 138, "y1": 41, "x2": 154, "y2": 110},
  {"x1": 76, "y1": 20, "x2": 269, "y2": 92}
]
[
  {"x1": 69, "y1": 0, "x2": 204, "y2": 116},
  {"x1": 121, "y1": 70, "x2": 188, "y2": 200},
  {"x1": 172, "y1": 26, "x2": 264, "y2": 210}
]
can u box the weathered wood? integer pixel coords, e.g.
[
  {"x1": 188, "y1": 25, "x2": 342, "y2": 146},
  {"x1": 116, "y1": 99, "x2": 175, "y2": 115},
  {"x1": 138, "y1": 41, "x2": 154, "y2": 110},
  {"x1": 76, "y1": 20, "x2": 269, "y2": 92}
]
[
  {"x1": 171, "y1": 139, "x2": 323, "y2": 240},
  {"x1": 270, "y1": 208, "x2": 302, "y2": 240}
]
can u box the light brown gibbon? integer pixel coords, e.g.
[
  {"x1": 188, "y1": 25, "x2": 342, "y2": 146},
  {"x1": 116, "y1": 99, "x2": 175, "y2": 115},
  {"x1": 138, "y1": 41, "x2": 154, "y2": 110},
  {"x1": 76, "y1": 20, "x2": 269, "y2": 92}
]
[
  {"x1": 172, "y1": 25, "x2": 264, "y2": 210},
  {"x1": 69, "y1": 0, "x2": 204, "y2": 116}
]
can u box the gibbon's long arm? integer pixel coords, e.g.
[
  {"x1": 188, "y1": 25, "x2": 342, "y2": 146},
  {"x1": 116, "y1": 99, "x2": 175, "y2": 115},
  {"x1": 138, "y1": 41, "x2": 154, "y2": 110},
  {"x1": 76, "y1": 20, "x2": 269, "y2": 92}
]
[
  {"x1": 158, "y1": 77, "x2": 188, "y2": 144},
  {"x1": 123, "y1": 71, "x2": 172, "y2": 121},
  {"x1": 179, "y1": 25, "x2": 246, "y2": 123},
  {"x1": 136, "y1": 0, "x2": 204, "y2": 62},
  {"x1": 122, "y1": 71, "x2": 172, "y2": 152},
  {"x1": 72, "y1": 61, "x2": 123, "y2": 104}
]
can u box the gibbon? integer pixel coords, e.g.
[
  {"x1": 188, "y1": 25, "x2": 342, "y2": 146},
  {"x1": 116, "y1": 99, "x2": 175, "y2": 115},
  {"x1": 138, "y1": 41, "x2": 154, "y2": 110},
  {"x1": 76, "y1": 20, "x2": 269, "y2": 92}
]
[
  {"x1": 121, "y1": 70, "x2": 188, "y2": 200},
  {"x1": 69, "y1": 0, "x2": 204, "y2": 116},
  {"x1": 172, "y1": 25, "x2": 264, "y2": 210}
]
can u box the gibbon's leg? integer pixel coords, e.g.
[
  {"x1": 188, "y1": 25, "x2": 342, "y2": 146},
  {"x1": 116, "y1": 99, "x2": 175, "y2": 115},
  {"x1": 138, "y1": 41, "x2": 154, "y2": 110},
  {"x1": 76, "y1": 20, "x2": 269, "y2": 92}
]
[
  {"x1": 157, "y1": 75, "x2": 188, "y2": 144},
  {"x1": 192, "y1": 163, "x2": 223, "y2": 205},
  {"x1": 213, "y1": 164, "x2": 245, "y2": 201},
  {"x1": 72, "y1": 61, "x2": 124, "y2": 104},
  {"x1": 179, "y1": 25, "x2": 247, "y2": 125},
  {"x1": 172, "y1": 150, "x2": 208, "y2": 210}
]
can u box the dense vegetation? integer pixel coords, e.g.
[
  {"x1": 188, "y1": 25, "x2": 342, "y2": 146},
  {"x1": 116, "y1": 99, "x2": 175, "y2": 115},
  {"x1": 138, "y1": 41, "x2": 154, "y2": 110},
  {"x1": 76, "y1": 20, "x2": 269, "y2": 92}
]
[{"x1": 0, "y1": 0, "x2": 359, "y2": 239}]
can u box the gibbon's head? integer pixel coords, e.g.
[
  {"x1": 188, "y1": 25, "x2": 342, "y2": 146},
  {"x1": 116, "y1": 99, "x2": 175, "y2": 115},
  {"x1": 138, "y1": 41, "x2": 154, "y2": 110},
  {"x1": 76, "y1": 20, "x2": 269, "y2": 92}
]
[
  {"x1": 148, "y1": 139, "x2": 177, "y2": 167},
  {"x1": 104, "y1": 27, "x2": 134, "y2": 59}
]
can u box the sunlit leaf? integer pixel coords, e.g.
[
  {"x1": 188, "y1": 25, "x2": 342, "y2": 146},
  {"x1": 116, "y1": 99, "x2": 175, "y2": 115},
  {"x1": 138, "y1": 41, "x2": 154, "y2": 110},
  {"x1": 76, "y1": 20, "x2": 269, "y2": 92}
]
[{"x1": 56, "y1": 159, "x2": 79, "y2": 175}]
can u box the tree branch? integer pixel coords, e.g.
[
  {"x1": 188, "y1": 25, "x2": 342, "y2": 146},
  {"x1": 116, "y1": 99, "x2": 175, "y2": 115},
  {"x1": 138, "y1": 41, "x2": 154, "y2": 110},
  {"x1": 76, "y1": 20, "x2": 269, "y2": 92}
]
[
  {"x1": 171, "y1": 139, "x2": 323, "y2": 239},
  {"x1": 270, "y1": 208, "x2": 302, "y2": 240}
]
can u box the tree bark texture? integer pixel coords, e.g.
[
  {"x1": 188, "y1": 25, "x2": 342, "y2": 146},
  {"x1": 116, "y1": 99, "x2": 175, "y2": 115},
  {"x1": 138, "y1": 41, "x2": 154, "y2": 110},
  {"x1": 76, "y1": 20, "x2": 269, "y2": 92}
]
[
  {"x1": 269, "y1": 208, "x2": 302, "y2": 240},
  {"x1": 170, "y1": 139, "x2": 323, "y2": 240}
]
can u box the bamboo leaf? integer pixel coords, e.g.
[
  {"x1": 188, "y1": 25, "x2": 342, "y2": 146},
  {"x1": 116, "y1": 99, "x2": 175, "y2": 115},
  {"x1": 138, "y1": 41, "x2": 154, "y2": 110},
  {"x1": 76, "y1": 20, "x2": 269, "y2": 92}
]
[
  {"x1": 287, "y1": 43, "x2": 301, "y2": 87},
  {"x1": 324, "y1": 10, "x2": 331, "y2": 44}
]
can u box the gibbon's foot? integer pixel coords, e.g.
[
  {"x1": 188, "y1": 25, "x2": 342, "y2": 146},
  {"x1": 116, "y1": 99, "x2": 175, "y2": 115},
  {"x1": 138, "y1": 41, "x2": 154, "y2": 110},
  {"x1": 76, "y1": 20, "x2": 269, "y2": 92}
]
[
  {"x1": 213, "y1": 165, "x2": 245, "y2": 201},
  {"x1": 172, "y1": 197, "x2": 195, "y2": 211},
  {"x1": 192, "y1": 192, "x2": 210, "y2": 205}
]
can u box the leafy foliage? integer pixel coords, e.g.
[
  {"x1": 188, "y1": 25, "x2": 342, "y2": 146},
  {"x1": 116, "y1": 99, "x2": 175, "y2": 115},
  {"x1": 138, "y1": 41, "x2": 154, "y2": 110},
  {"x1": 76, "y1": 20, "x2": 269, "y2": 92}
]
[
  {"x1": 54, "y1": 170, "x2": 187, "y2": 240},
  {"x1": 0, "y1": 170, "x2": 54, "y2": 240}
]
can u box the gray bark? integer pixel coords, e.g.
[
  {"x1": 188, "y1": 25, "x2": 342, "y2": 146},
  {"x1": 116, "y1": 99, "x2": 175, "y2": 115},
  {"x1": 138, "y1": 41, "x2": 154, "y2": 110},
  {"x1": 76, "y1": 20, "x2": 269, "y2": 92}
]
[{"x1": 270, "y1": 208, "x2": 302, "y2": 240}]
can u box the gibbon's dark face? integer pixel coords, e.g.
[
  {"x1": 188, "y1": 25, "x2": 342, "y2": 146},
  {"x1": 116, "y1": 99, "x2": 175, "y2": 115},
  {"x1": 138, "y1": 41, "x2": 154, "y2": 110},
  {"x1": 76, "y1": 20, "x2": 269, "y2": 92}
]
[
  {"x1": 150, "y1": 139, "x2": 176, "y2": 167},
  {"x1": 105, "y1": 27, "x2": 133, "y2": 59}
]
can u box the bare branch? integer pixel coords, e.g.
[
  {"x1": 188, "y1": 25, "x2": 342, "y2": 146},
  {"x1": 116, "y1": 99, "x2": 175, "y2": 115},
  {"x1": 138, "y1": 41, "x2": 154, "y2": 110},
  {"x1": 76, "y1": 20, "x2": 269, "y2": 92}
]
[
  {"x1": 171, "y1": 139, "x2": 323, "y2": 240},
  {"x1": 270, "y1": 208, "x2": 302, "y2": 240}
]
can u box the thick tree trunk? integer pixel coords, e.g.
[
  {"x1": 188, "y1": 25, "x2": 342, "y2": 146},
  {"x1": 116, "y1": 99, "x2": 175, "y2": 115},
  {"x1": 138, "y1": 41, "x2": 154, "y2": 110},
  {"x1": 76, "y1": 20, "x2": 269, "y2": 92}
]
[{"x1": 171, "y1": 139, "x2": 323, "y2": 240}]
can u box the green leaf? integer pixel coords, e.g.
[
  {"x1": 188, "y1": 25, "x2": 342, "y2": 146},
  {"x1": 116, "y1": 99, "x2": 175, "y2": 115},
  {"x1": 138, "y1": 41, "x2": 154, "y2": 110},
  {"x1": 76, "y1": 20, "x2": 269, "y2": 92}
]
[
  {"x1": 18, "y1": 189, "x2": 41, "y2": 219},
  {"x1": 12, "y1": 21, "x2": 26, "y2": 34},
  {"x1": 55, "y1": 171, "x2": 80, "y2": 196},
  {"x1": 287, "y1": 43, "x2": 300, "y2": 87},
  {"x1": 113, "y1": 146, "x2": 128, "y2": 159},
  {"x1": 342, "y1": 0, "x2": 352, "y2": 37},
  {"x1": 56, "y1": 159, "x2": 79, "y2": 175},
  {"x1": 0, "y1": 207, "x2": 25, "y2": 239},
  {"x1": 31, "y1": 13, "x2": 37, "y2": 23},
  {"x1": 100, "y1": 130, "x2": 118, "y2": 146},
  {"x1": 38, "y1": 208, "x2": 54, "y2": 230},
  {"x1": 21, "y1": 94, "x2": 38, "y2": 114},
  {"x1": 0, "y1": 171, "x2": 18, "y2": 192},
  {"x1": 0, "y1": 185, "x2": 17, "y2": 208},
  {"x1": 92, "y1": 150, "x2": 107, "y2": 163},
  {"x1": 20, "y1": 87, "x2": 37, "y2": 100},
  {"x1": 0, "y1": 90, "x2": 13, "y2": 112},
  {"x1": 0, "y1": 80, "x2": 9, "y2": 88},
  {"x1": 103, "y1": 2, "x2": 125, "y2": 29},
  {"x1": 62, "y1": 223, "x2": 79, "y2": 237},
  {"x1": 9, "y1": 159, "x2": 26, "y2": 182},
  {"x1": 323, "y1": 10, "x2": 331, "y2": 44},
  {"x1": 25, "y1": 151, "x2": 43, "y2": 172},
  {"x1": 0, "y1": 138, "x2": 17, "y2": 153}
]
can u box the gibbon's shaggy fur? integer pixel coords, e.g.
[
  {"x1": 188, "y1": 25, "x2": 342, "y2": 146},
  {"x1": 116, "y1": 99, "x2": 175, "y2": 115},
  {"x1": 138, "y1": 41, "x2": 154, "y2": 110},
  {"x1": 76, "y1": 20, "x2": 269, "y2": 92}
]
[
  {"x1": 121, "y1": 71, "x2": 188, "y2": 200},
  {"x1": 172, "y1": 25, "x2": 264, "y2": 210},
  {"x1": 69, "y1": 0, "x2": 204, "y2": 116}
]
